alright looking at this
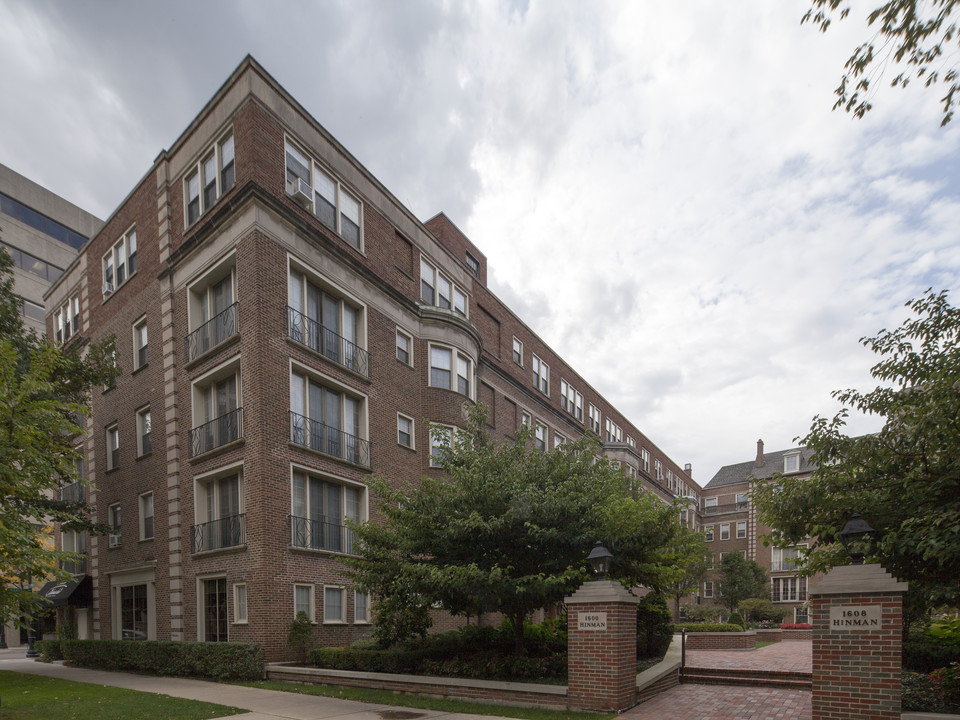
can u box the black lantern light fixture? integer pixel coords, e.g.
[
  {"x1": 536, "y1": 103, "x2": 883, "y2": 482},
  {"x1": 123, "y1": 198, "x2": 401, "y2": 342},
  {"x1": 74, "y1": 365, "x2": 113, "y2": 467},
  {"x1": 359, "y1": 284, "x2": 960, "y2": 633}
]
[
  {"x1": 587, "y1": 542, "x2": 614, "y2": 580},
  {"x1": 839, "y1": 513, "x2": 875, "y2": 566}
]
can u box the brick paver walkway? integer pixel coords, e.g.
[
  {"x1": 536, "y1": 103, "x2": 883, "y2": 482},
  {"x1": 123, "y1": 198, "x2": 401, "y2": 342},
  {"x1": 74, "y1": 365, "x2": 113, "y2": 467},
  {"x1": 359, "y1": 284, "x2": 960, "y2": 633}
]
[
  {"x1": 623, "y1": 683, "x2": 811, "y2": 720},
  {"x1": 685, "y1": 639, "x2": 812, "y2": 673}
]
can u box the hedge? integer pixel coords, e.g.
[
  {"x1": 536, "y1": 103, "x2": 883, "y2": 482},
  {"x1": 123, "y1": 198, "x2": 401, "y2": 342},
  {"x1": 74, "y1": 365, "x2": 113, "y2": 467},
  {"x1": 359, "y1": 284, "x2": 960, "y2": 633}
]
[
  {"x1": 35, "y1": 639, "x2": 64, "y2": 662},
  {"x1": 903, "y1": 638, "x2": 960, "y2": 673},
  {"x1": 672, "y1": 623, "x2": 744, "y2": 633},
  {"x1": 62, "y1": 640, "x2": 264, "y2": 681}
]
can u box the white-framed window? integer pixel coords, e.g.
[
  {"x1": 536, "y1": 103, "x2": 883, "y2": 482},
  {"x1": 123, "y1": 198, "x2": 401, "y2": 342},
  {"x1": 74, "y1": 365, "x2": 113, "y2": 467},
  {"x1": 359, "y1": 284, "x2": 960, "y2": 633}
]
[
  {"x1": 654, "y1": 459, "x2": 663, "y2": 481},
  {"x1": 720, "y1": 523, "x2": 730, "y2": 540},
  {"x1": 532, "y1": 354, "x2": 549, "y2": 394},
  {"x1": 588, "y1": 404, "x2": 601, "y2": 434},
  {"x1": 560, "y1": 379, "x2": 583, "y2": 421},
  {"x1": 772, "y1": 545, "x2": 805, "y2": 572},
  {"x1": 193, "y1": 465, "x2": 244, "y2": 553},
  {"x1": 290, "y1": 468, "x2": 364, "y2": 554},
  {"x1": 102, "y1": 226, "x2": 137, "y2": 296},
  {"x1": 772, "y1": 576, "x2": 807, "y2": 603},
  {"x1": 323, "y1": 586, "x2": 346, "y2": 623},
  {"x1": 512, "y1": 337, "x2": 523, "y2": 365},
  {"x1": 419, "y1": 255, "x2": 467, "y2": 316},
  {"x1": 429, "y1": 424, "x2": 455, "y2": 467},
  {"x1": 704, "y1": 525, "x2": 714, "y2": 542},
  {"x1": 784, "y1": 452, "x2": 801, "y2": 474},
  {"x1": 626, "y1": 436, "x2": 635, "y2": 448},
  {"x1": 553, "y1": 433, "x2": 566, "y2": 449},
  {"x1": 535, "y1": 422, "x2": 547, "y2": 452},
  {"x1": 139, "y1": 492, "x2": 154, "y2": 541},
  {"x1": 54, "y1": 294, "x2": 80, "y2": 343},
  {"x1": 708, "y1": 553, "x2": 715, "y2": 569},
  {"x1": 605, "y1": 418, "x2": 623, "y2": 443},
  {"x1": 294, "y1": 583, "x2": 315, "y2": 621},
  {"x1": 186, "y1": 257, "x2": 237, "y2": 363},
  {"x1": 397, "y1": 413, "x2": 414, "y2": 449},
  {"x1": 185, "y1": 129, "x2": 235, "y2": 228},
  {"x1": 233, "y1": 583, "x2": 248, "y2": 624},
  {"x1": 132, "y1": 316, "x2": 148, "y2": 370},
  {"x1": 190, "y1": 359, "x2": 242, "y2": 457},
  {"x1": 285, "y1": 139, "x2": 362, "y2": 249},
  {"x1": 737, "y1": 521, "x2": 747, "y2": 538},
  {"x1": 106, "y1": 424, "x2": 119, "y2": 471},
  {"x1": 428, "y1": 344, "x2": 472, "y2": 397},
  {"x1": 703, "y1": 581, "x2": 713, "y2": 598},
  {"x1": 109, "y1": 503, "x2": 122, "y2": 547},
  {"x1": 736, "y1": 493, "x2": 749, "y2": 510},
  {"x1": 354, "y1": 590, "x2": 369, "y2": 624},
  {"x1": 640, "y1": 448, "x2": 650, "y2": 473},
  {"x1": 396, "y1": 327, "x2": 413, "y2": 366},
  {"x1": 290, "y1": 368, "x2": 368, "y2": 466},
  {"x1": 704, "y1": 497, "x2": 718, "y2": 514},
  {"x1": 521, "y1": 412, "x2": 531, "y2": 428},
  {"x1": 136, "y1": 406, "x2": 152, "y2": 457},
  {"x1": 795, "y1": 606, "x2": 809, "y2": 624}
]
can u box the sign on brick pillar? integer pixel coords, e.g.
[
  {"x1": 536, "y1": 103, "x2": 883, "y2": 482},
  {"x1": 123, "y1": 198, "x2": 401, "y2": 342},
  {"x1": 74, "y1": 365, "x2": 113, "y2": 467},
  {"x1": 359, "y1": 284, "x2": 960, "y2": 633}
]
[
  {"x1": 566, "y1": 580, "x2": 639, "y2": 712},
  {"x1": 809, "y1": 564, "x2": 908, "y2": 720}
]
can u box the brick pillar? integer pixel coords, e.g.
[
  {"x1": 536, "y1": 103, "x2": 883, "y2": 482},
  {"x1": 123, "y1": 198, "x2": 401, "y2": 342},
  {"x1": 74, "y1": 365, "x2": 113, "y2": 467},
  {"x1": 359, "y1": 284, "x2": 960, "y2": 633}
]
[
  {"x1": 810, "y1": 564, "x2": 908, "y2": 720},
  {"x1": 566, "y1": 580, "x2": 639, "y2": 712}
]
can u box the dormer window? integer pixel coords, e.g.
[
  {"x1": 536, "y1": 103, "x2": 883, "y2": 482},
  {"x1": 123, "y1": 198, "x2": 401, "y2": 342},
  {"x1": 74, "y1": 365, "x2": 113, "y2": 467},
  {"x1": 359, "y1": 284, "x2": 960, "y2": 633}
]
[{"x1": 784, "y1": 452, "x2": 800, "y2": 474}]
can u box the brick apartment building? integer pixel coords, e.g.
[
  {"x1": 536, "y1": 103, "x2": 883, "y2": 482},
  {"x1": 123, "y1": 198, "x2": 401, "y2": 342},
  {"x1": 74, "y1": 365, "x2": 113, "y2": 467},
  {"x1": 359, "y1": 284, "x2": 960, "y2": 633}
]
[
  {"x1": 699, "y1": 439, "x2": 817, "y2": 624},
  {"x1": 43, "y1": 56, "x2": 702, "y2": 659}
]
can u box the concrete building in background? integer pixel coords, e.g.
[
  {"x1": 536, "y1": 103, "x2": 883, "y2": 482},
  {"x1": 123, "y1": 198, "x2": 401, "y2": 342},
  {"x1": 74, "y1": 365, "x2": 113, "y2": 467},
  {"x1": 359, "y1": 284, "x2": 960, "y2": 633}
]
[{"x1": 699, "y1": 440, "x2": 818, "y2": 624}]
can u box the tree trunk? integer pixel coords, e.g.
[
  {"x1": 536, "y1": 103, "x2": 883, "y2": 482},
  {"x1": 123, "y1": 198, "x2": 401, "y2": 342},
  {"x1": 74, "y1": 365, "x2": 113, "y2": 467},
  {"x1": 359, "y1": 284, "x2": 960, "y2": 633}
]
[
  {"x1": 674, "y1": 595, "x2": 681, "y2": 622},
  {"x1": 511, "y1": 612, "x2": 526, "y2": 656}
]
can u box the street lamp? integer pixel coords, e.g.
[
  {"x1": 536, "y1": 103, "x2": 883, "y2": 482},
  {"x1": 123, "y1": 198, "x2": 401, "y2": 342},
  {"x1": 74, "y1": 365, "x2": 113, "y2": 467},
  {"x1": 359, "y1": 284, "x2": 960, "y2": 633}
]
[
  {"x1": 587, "y1": 542, "x2": 613, "y2": 580},
  {"x1": 839, "y1": 513, "x2": 876, "y2": 566}
]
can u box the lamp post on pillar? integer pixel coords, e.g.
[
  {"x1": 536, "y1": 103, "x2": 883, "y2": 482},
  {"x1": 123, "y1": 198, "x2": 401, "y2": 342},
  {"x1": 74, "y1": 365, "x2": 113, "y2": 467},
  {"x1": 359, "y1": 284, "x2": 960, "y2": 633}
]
[{"x1": 566, "y1": 544, "x2": 639, "y2": 712}]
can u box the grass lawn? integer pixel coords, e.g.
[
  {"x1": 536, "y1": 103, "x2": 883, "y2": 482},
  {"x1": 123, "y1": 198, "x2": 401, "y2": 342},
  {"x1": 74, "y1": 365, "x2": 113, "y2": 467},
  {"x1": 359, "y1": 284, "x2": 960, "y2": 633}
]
[
  {"x1": 755, "y1": 641, "x2": 777, "y2": 649},
  {"x1": 242, "y1": 679, "x2": 613, "y2": 720},
  {"x1": 0, "y1": 671, "x2": 247, "y2": 720}
]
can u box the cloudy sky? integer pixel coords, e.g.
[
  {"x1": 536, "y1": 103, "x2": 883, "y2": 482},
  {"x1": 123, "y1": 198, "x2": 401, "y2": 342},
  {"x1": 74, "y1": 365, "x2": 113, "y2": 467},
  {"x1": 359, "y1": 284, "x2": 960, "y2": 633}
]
[{"x1": 2, "y1": 0, "x2": 958, "y2": 483}]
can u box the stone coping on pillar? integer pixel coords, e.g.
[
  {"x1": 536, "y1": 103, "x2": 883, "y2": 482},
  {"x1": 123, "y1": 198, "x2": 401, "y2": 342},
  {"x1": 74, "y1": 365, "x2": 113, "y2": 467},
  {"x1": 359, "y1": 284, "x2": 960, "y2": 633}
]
[
  {"x1": 809, "y1": 563, "x2": 908, "y2": 596},
  {"x1": 565, "y1": 579, "x2": 640, "y2": 605}
]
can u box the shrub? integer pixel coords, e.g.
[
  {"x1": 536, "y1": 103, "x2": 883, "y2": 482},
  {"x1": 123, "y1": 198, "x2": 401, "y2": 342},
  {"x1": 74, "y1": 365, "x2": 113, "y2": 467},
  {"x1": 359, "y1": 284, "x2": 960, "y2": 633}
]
[
  {"x1": 62, "y1": 640, "x2": 263, "y2": 681},
  {"x1": 637, "y1": 593, "x2": 673, "y2": 659},
  {"x1": 727, "y1": 612, "x2": 745, "y2": 629},
  {"x1": 371, "y1": 594, "x2": 432, "y2": 648},
  {"x1": 680, "y1": 605, "x2": 723, "y2": 623},
  {"x1": 738, "y1": 598, "x2": 787, "y2": 624},
  {"x1": 904, "y1": 637, "x2": 960, "y2": 673},
  {"x1": 35, "y1": 639, "x2": 63, "y2": 662},
  {"x1": 672, "y1": 623, "x2": 744, "y2": 633},
  {"x1": 287, "y1": 611, "x2": 314, "y2": 663},
  {"x1": 781, "y1": 623, "x2": 812, "y2": 630},
  {"x1": 903, "y1": 665, "x2": 960, "y2": 713}
]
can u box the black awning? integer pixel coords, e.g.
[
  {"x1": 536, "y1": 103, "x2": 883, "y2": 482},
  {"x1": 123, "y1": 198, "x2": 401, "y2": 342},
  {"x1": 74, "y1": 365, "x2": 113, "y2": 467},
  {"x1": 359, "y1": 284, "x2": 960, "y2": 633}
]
[{"x1": 36, "y1": 576, "x2": 92, "y2": 607}]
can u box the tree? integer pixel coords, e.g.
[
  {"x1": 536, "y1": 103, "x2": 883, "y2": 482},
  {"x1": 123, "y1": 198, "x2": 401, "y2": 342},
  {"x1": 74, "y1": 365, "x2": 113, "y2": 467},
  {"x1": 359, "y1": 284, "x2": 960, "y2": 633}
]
[
  {"x1": 804, "y1": 1, "x2": 960, "y2": 125},
  {"x1": 655, "y1": 529, "x2": 712, "y2": 622},
  {"x1": 0, "y1": 245, "x2": 116, "y2": 622},
  {"x1": 753, "y1": 290, "x2": 960, "y2": 611},
  {"x1": 716, "y1": 552, "x2": 768, "y2": 613},
  {"x1": 346, "y1": 405, "x2": 688, "y2": 654}
]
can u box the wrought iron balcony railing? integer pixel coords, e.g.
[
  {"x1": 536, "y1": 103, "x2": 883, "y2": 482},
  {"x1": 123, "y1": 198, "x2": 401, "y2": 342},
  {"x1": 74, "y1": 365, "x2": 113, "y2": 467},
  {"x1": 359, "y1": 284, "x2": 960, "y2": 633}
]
[
  {"x1": 771, "y1": 560, "x2": 800, "y2": 572},
  {"x1": 190, "y1": 407, "x2": 243, "y2": 457},
  {"x1": 60, "y1": 556, "x2": 87, "y2": 575},
  {"x1": 287, "y1": 306, "x2": 369, "y2": 377},
  {"x1": 289, "y1": 411, "x2": 371, "y2": 468},
  {"x1": 290, "y1": 515, "x2": 356, "y2": 555},
  {"x1": 60, "y1": 482, "x2": 85, "y2": 504},
  {"x1": 191, "y1": 513, "x2": 245, "y2": 553},
  {"x1": 185, "y1": 303, "x2": 239, "y2": 363},
  {"x1": 702, "y1": 502, "x2": 748, "y2": 515}
]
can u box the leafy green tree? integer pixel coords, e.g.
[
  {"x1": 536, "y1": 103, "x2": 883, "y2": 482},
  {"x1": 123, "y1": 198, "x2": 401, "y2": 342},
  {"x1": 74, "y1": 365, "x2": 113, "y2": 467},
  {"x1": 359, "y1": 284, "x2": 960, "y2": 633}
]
[
  {"x1": 346, "y1": 405, "x2": 686, "y2": 654},
  {"x1": 716, "y1": 552, "x2": 768, "y2": 613},
  {"x1": 804, "y1": 1, "x2": 960, "y2": 125},
  {"x1": 287, "y1": 611, "x2": 315, "y2": 663},
  {"x1": 654, "y1": 528, "x2": 712, "y2": 621},
  {"x1": 753, "y1": 290, "x2": 960, "y2": 610},
  {"x1": 0, "y1": 245, "x2": 117, "y2": 622}
]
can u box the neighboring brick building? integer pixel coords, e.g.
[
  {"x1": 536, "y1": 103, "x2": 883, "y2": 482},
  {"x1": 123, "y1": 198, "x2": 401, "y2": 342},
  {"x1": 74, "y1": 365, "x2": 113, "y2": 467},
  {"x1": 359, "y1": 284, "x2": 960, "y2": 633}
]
[
  {"x1": 699, "y1": 439, "x2": 816, "y2": 623},
  {"x1": 44, "y1": 56, "x2": 701, "y2": 659}
]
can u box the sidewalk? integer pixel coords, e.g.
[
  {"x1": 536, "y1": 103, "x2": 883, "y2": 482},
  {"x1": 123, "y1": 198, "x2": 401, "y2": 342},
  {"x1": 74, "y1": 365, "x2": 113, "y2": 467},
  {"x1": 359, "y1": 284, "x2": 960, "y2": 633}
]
[{"x1": 0, "y1": 654, "x2": 516, "y2": 720}]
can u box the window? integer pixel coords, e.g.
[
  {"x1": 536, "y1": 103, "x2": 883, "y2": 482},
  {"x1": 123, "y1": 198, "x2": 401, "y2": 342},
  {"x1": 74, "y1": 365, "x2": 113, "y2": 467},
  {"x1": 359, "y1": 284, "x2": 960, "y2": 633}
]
[
  {"x1": 419, "y1": 256, "x2": 467, "y2": 316},
  {"x1": 654, "y1": 459, "x2": 663, "y2": 481},
  {"x1": 397, "y1": 414, "x2": 414, "y2": 449},
  {"x1": 106, "y1": 425, "x2": 119, "y2": 471},
  {"x1": 521, "y1": 412, "x2": 531, "y2": 428},
  {"x1": 290, "y1": 370, "x2": 368, "y2": 466},
  {"x1": 109, "y1": 504, "x2": 121, "y2": 547},
  {"x1": 355, "y1": 590, "x2": 369, "y2": 624},
  {"x1": 202, "y1": 578, "x2": 228, "y2": 642},
  {"x1": 191, "y1": 365, "x2": 242, "y2": 457},
  {"x1": 136, "y1": 407, "x2": 152, "y2": 456},
  {"x1": 532, "y1": 355, "x2": 549, "y2": 394},
  {"x1": 290, "y1": 470, "x2": 363, "y2": 554},
  {"x1": 54, "y1": 295, "x2": 79, "y2": 343},
  {"x1": 233, "y1": 583, "x2": 247, "y2": 624},
  {"x1": 772, "y1": 546, "x2": 804, "y2": 572},
  {"x1": 784, "y1": 453, "x2": 800, "y2": 473},
  {"x1": 795, "y1": 606, "x2": 809, "y2": 624},
  {"x1": 186, "y1": 262, "x2": 237, "y2": 363},
  {"x1": 704, "y1": 525, "x2": 714, "y2": 542},
  {"x1": 192, "y1": 471, "x2": 243, "y2": 553},
  {"x1": 703, "y1": 581, "x2": 713, "y2": 599},
  {"x1": 720, "y1": 523, "x2": 730, "y2": 540},
  {"x1": 512, "y1": 337, "x2": 523, "y2": 365},
  {"x1": 640, "y1": 448, "x2": 650, "y2": 473},
  {"x1": 704, "y1": 497, "x2": 718, "y2": 514},
  {"x1": 737, "y1": 521, "x2": 747, "y2": 539},
  {"x1": 736, "y1": 493, "x2": 749, "y2": 510},
  {"x1": 132, "y1": 317, "x2": 148, "y2": 370},
  {"x1": 102, "y1": 226, "x2": 137, "y2": 295},
  {"x1": 120, "y1": 584, "x2": 148, "y2": 640},
  {"x1": 294, "y1": 583, "x2": 315, "y2": 621},
  {"x1": 185, "y1": 130, "x2": 235, "y2": 228},
  {"x1": 560, "y1": 380, "x2": 583, "y2": 421},
  {"x1": 708, "y1": 553, "x2": 715, "y2": 569},
  {"x1": 0, "y1": 195, "x2": 88, "y2": 250},
  {"x1": 553, "y1": 433, "x2": 566, "y2": 449},
  {"x1": 430, "y1": 424, "x2": 454, "y2": 467},
  {"x1": 324, "y1": 587, "x2": 346, "y2": 623},
  {"x1": 396, "y1": 328, "x2": 412, "y2": 366},
  {"x1": 465, "y1": 251, "x2": 480, "y2": 276},
  {"x1": 771, "y1": 576, "x2": 807, "y2": 603},
  {"x1": 535, "y1": 422, "x2": 547, "y2": 452},
  {"x1": 285, "y1": 139, "x2": 362, "y2": 249},
  {"x1": 627, "y1": 436, "x2": 636, "y2": 448},
  {"x1": 605, "y1": 418, "x2": 623, "y2": 443},
  {"x1": 140, "y1": 493, "x2": 154, "y2": 541},
  {"x1": 428, "y1": 345, "x2": 472, "y2": 397},
  {"x1": 588, "y1": 404, "x2": 601, "y2": 434},
  {"x1": 60, "y1": 529, "x2": 87, "y2": 574},
  {"x1": 288, "y1": 268, "x2": 367, "y2": 376}
]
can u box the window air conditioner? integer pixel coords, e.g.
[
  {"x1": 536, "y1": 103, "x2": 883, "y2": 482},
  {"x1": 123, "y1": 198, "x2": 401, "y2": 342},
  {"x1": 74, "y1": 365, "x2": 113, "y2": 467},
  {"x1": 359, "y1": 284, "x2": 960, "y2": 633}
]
[
  {"x1": 291, "y1": 178, "x2": 313, "y2": 207},
  {"x1": 102, "y1": 281, "x2": 115, "y2": 296},
  {"x1": 108, "y1": 533, "x2": 121, "y2": 548}
]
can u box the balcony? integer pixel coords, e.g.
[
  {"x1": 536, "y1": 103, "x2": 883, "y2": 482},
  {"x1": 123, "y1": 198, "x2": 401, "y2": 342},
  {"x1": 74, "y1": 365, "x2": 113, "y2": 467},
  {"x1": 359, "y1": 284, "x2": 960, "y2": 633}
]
[
  {"x1": 60, "y1": 482, "x2": 85, "y2": 504},
  {"x1": 185, "y1": 303, "x2": 239, "y2": 363},
  {"x1": 290, "y1": 515, "x2": 356, "y2": 555},
  {"x1": 287, "y1": 306, "x2": 369, "y2": 378},
  {"x1": 191, "y1": 513, "x2": 245, "y2": 553},
  {"x1": 189, "y1": 407, "x2": 243, "y2": 457},
  {"x1": 289, "y1": 411, "x2": 371, "y2": 468},
  {"x1": 771, "y1": 560, "x2": 800, "y2": 572},
  {"x1": 703, "y1": 502, "x2": 748, "y2": 515},
  {"x1": 60, "y1": 556, "x2": 87, "y2": 575}
]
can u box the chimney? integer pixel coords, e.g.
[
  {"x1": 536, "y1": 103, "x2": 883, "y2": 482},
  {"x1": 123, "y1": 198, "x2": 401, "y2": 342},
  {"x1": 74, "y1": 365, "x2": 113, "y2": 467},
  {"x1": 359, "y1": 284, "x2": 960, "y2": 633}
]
[
  {"x1": 684, "y1": 463, "x2": 692, "y2": 478},
  {"x1": 756, "y1": 439, "x2": 764, "y2": 467}
]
